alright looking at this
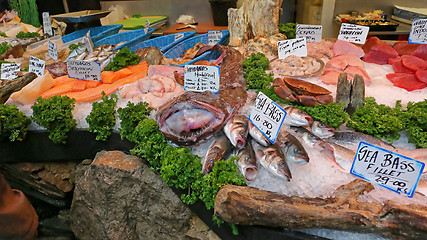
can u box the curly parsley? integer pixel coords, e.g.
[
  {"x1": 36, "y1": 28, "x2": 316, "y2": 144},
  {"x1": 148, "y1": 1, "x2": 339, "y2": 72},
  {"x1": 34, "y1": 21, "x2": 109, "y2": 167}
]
[
  {"x1": 16, "y1": 31, "x2": 40, "y2": 38},
  {"x1": 86, "y1": 93, "x2": 118, "y2": 141},
  {"x1": 104, "y1": 47, "x2": 140, "y2": 71},
  {"x1": 242, "y1": 53, "x2": 273, "y2": 90},
  {"x1": 117, "y1": 101, "x2": 152, "y2": 140},
  {"x1": 0, "y1": 104, "x2": 31, "y2": 141},
  {"x1": 402, "y1": 99, "x2": 427, "y2": 148},
  {"x1": 0, "y1": 42, "x2": 12, "y2": 55},
  {"x1": 0, "y1": 32, "x2": 7, "y2": 37}
]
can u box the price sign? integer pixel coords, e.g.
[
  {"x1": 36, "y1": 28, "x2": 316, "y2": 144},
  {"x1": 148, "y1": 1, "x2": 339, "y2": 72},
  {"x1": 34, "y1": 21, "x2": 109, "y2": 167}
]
[
  {"x1": 67, "y1": 59, "x2": 102, "y2": 81},
  {"x1": 175, "y1": 33, "x2": 185, "y2": 41},
  {"x1": 296, "y1": 24, "x2": 322, "y2": 42},
  {"x1": 409, "y1": 19, "x2": 427, "y2": 44},
  {"x1": 350, "y1": 142, "x2": 425, "y2": 198},
  {"x1": 249, "y1": 92, "x2": 287, "y2": 144},
  {"x1": 48, "y1": 40, "x2": 58, "y2": 60},
  {"x1": 277, "y1": 38, "x2": 307, "y2": 59},
  {"x1": 84, "y1": 30, "x2": 94, "y2": 53},
  {"x1": 208, "y1": 30, "x2": 222, "y2": 45},
  {"x1": 144, "y1": 19, "x2": 150, "y2": 34},
  {"x1": 1, "y1": 63, "x2": 20, "y2": 80},
  {"x1": 29, "y1": 56, "x2": 45, "y2": 77},
  {"x1": 337, "y1": 23, "x2": 369, "y2": 44},
  {"x1": 42, "y1": 12, "x2": 53, "y2": 36},
  {"x1": 184, "y1": 65, "x2": 220, "y2": 93}
]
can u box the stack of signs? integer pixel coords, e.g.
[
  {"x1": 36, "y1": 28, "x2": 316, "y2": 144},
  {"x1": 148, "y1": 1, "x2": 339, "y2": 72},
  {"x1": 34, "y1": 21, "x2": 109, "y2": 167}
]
[
  {"x1": 409, "y1": 19, "x2": 427, "y2": 44},
  {"x1": 337, "y1": 23, "x2": 369, "y2": 44}
]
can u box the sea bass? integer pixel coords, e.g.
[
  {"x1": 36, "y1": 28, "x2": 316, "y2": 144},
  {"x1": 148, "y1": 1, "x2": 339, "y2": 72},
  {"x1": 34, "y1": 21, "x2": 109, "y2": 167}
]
[
  {"x1": 276, "y1": 132, "x2": 309, "y2": 164},
  {"x1": 253, "y1": 141, "x2": 292, "y2": 181},
  {"x1": 236, "y1": 141, "x2": 258, "y2": 181},
  {"x1": 307, "y1": 121, "x2": 335, "y2": 139},
  {"x1": 223, "y1": 115, "x2": 249, "y2": 149},
  {"x1": 248, "y1": 121, "x2": 271, "y2": 146},
  {"x1": 325, "y1": 140, "x2": 357, "y2": 173},
  {"x1": 276, "y1": 102, "x2": 313, "y2": 127},
  {"x1": 202, "y1": 135, "x2": 232, "y2": 174}
]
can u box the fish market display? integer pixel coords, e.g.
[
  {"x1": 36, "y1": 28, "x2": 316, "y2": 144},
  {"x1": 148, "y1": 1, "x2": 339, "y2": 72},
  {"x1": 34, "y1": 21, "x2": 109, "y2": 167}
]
[
  {"x1": 236, "y1": 141, "x2": 258, "y2": 181},
  {"x1": 270, "y1": 55, "x2": 323, "y2": 77},
  {"x1": 306, "y1": 40, "x2": 334, "y2": 59},
  {"x1": 253, "y1": 140, "x2": 292, "y2": 181},
  {"x1": 161, "y1": 42, "x2": 207, "y2": 65},
  {"x1": 203, "y1": 135, "x2": 232, "y2": 174},
  {"x1": 223, "y1": 115, "x2": 249, "y2": 149},
  {"x1": 68, "y1": 44, "x2": 117, "y2": 71}
]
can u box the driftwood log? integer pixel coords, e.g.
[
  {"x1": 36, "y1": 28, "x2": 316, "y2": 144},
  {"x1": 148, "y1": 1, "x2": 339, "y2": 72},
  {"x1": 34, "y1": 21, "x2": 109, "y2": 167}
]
[
  {"x1": 0, "y1": 72, "x2": 37, "y2": 104},
  {"x1": 215, "y1": 180, "x2": 427, "y2": 239}
]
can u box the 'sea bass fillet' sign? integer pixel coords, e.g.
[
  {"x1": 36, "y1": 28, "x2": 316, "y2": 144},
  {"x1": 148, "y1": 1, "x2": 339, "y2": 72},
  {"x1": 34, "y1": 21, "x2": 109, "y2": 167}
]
[
  {"x1": 337, "y1": 23, "x2": 369, "y2": 44},
  {"x1": 409, "y1": 19, "x2": 427, "y2": 44},
  {"x1": 351, "y1": 142, "x2": 424, "y2": 198},
  {"x1": 67, "y1": 59, "x2": 101, "y2": 81},
  {"x1": 249, "y1": 92, "x2": 287, "y2": 144},
  {"x1": 296, "y1": 24, "x2": 322, "y2": 42},
  {"x1": 277, "y1": 38, "x2": 307, "y2": 59},
  {"x1": 184, "y1": 65, "x2": 220, "y2": 93}
]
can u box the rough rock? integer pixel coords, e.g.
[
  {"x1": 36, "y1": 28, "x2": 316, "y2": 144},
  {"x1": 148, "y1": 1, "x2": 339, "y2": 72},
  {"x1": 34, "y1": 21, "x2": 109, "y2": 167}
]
[
  {"x1": 69, "y1": 150, "x2": 193, "y2": 240},
  {"x1": 185, "y1": 215, "x2": 221, "y2": 240}
]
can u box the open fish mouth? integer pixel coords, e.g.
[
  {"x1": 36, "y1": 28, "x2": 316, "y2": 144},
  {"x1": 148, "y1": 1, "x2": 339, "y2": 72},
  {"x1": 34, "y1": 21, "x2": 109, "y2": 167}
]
[{"x1": 158, "y1": 100, "x2": 226, "y2": 145}]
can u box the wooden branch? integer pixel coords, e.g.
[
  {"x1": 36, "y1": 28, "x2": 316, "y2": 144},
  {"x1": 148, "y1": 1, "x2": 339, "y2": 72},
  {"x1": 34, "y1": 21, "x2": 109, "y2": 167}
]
[{"x1": 0, "y1": 72, "x2": 37, "y2": 104}]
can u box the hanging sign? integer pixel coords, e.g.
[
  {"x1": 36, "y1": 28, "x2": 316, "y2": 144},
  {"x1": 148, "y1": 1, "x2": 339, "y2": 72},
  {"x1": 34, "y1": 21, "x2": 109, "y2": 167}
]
[
  {"x1": 350, "y1": 142, "x2": 425, "y2": 198},
  {"x1": 67, "y1": 59, "x2": 102, "y2": 81},
  {"x1": 1, "y1": 63, "x2": 20, "y2": 80},
  {"x1": 409, "y1": 19, "x2": 427, "y2": 44},
  {"x1": 277, "y1": 38, "x2": 307, "y2": 59},
  {"x1": 48, "y1": 40, "x2": 58, "y2": 60},
  {"x1": 337, "y1": 23, "x2": 369, "y2": 44},
  {"x1": 208, "y1": 31, "x2": 222, "y2": 45},
  {"x1": 42, "y1": 12, "x2": 53, "y2": 36},
  {"x1": 249, "y1": 92, "x2": 287, "y2": 144},
  {"x1": 29, "y1": 56, "x2": 45, "y2": 77},
  {"x1": 184, "y1": 65, "x2": 220, "y2": 93},
  {"x1": 296, "y1": 24, "x2": 322, "y2": 42}
]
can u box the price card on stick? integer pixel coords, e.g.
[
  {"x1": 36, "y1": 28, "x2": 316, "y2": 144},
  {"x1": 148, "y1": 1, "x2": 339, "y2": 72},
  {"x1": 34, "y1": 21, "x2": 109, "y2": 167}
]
[
  {"x1": 184, "y1": 65, "x2": 220, "y2": 93},
  {"x1": 84, "y1": 30, "x2": 94, "y2": 53},
  {"x1": 42, "y1": 12, "x2": 53, "y2": 36},
  {"x1": 337, "y1": 23, "x2": 369, "y2": 44},
  {"x1": 29, "y1": 56, "x2": 45, "y2": 77},
  {"x1": 249, "y1": 92, "x2": 287, "y2": 144},
  {"x1": 67, "y1": 59, "x2": 102, "y2": 81},
  {"x1": 296, "y1": 24, "x2": 323, "y2": 42},
  {"x1": 144, "y1": 19, "x2": 150, "y2": 34},
  {"x1": 1, "y1": 63, "x2": 20, "y2": 80},
  {"x1": 277, "y1": 38, "x2": 307, "y2": 59},
  {"x1": 409, "y1": 19, "x2": 427, "y2": 44},
  {"x1": 48, "y1": 40, "x2": 58, "y2": 60},
  {"x1": 350, "y1": 142, "x2": 425, "y2": 198},
  {"x1": 208, "y1": 31, "x2": 222, "y2": 45}
]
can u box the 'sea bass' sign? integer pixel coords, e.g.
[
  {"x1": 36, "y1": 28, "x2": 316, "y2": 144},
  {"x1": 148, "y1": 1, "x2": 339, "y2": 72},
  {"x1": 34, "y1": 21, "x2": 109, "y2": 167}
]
[
  {"x1": 351, "y1": 142, "x2": 425, "y2": 198},
  {"x1": 67, "y1": 59, "x2": 101, "y2": 81},
  {"x1": 184, "y1": 65, "x2": 220, "y2": 93},
  {"x1": 277, "y1": 38, "x2": 307, "y2": 59},
  {"x1": 409, "y1": 19, "x2": 427, "y2": 44},
  {"x1": 337, "y1": 23, "x2": 369, "y2": 44}
]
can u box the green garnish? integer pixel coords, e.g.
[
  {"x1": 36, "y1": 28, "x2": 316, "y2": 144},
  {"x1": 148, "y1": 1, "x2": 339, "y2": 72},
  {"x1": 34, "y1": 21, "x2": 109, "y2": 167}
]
[
  {"x1": 0, "y1": 32, "x2": 7, "y2": 37},
  {"x1": 299, "y1": 102, "x2": 349, "y2": 129},
  {"x1": 132, "y1": 14, "x2": 143, "y2": 18},
  {"x1": 104, "y1": 47, "x2": 140, "y2": 71},
  {"x1": 15, "y1": 31, "x2": 40, "y2": 38},
  {"x1": 242, "y1": 52, "x2": 270, "y2": 72},
  {"x1": 402, "y1": 99, "x2": 427, "y2": 148},
  {"x1": 69, "y1": 42, "x2": 83, "y2": 51},
  {"x1": 117, "y1": 101, "x2": 152, "y2": 140},
  {"x1": 32, "y1": 96, "x2": 76, "y2": 144},
  {"x1": 278, "y1": 22, "x2": 297, "y2": 39},
  {"x1": 0, "y1": 42, "x2": 12, "y2": 55},
  {"x1": 0, "y1": 104, "x2": 31, "y2": 142},
  {"x1": 242, "y1": 53, "x2": 273, "y2": 90},
  {"x1": 86, "y1": 93, "x2": 118, "y2": 141}
]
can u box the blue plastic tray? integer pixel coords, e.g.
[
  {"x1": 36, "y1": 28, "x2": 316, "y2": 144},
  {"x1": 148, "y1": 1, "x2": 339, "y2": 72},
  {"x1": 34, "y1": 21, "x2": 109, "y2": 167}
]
[
  {"x1": 129, "y1": 31, "x2": 197, "y2": 53},
  {"x1": 62, "y1": 24, "x2": 123, "y2": 43},
  {"x1": 93, "y1": 28, "x2": 155, "y2": 51}
]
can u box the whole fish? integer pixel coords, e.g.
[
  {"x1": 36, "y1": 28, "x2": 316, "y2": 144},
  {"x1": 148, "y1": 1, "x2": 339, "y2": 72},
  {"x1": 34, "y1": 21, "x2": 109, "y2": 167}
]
[
  {"x1": 325, "y1": 141, "x2": 357, "y2": 172},
  {"x1": 248, "y1": 121, "x2": 271, "y2": 146},
  {"x1": 202, "y1": 135, "x2": 232, "y2": 174},
  {"x1": 223, "y1": 115, "x2": 249, "y2": 149},
  {"x1": 252, "y1": 141, "x2": 292, "y2": 181},
  {"x1": 236, "y1": 141, "x2": 258, "y2": 181},
  {"x1": 307, "y1": 121, "x2": 335, "y2": 139},
  {"x1": 277, "y1": 102, "x2": 313, "y2": 127},
  {"x1": 276, "y1": 131, "x2": 309, "y2": 164}
]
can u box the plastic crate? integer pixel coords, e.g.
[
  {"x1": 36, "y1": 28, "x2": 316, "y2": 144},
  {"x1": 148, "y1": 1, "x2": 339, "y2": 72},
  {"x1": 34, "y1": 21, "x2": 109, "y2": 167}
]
[
  {"x1": 93, "y1": 28, "x2": 155, "y2": 51},
  {"x1": 62, "y1": 24, "x2": 123, "y2": 44},
  {"x1": 129, "y1": 31, "x2": 197, "y2": 53}
]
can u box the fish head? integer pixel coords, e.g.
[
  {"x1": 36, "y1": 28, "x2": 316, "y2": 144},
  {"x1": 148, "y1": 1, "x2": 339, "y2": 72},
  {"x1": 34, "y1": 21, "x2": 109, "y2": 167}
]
[
  {"x1": 242, "y1": 165, "x2": 258, "y2": 181},
  {"x1": 284, "y1": 107, "x2": 313, "y2": 126},
  {"x1": 202, "y1": 158, "x2": 215, "y2": 175},
  {"x1": 311, "y1": 121, "x2": 335, "y2": 139},
  {"x1": 276, "y1": 160, "x2": 292, "y2": 181}
]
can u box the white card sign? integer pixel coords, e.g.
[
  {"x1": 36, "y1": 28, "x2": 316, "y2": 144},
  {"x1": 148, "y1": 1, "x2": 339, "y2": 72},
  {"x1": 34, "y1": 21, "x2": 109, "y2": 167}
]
[
  {"x1": 409, "y1": 19, "x2": 427, "y2": 44},
  {"x1": 351, "y1": 142, "x2": 425, "y2": 198},
  {"x1": 67, "y1": 59, "x2": 102, "y2": 81},
  {"x1": 249, "y1": 92, "x2": 287, "y2": 144},
  {"x1": 48, "y1": 40, "x2": 58, "y2": 60},
  {"x1": 29, "y1": 56, "x2": 45, "y2": 77},
  {"x1": 144, "y1": 19, "x2": 150, "y2": 34},
  {"x1": 184, "y1": 65, "x2": 220, "y2": 93},
  {"x1": 277, "y1": 38, "x2": 307, "y2": 59},
  {"x1": 208, "y1": 31, "x2": 222, "y2": 45},
  {"x1": 296, "y1": 24, "x2": 322, "y2": 42},
  {"x1": 84, "y1": 30, "x2": 93, "y2": 53},
  {"x1": 175, "y1": 33, "x2": 185, "y2": 41},
  {"x1": 1, "y1": 63, "x2": 20, "y2": 80},
  {"x1": 42, "y1": 12, "x2": 53, "y2": 36},
  {"x1": 337, "y1": 23, "x2": 369, "y2": 44}
]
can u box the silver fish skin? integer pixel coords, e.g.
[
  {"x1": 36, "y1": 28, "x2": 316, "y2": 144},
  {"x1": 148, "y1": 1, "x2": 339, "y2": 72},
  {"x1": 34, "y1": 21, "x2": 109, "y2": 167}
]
[
  {"x1": 325, "y1": 140, "x2": 357, "y2": 173},
  {"x1": 223, "y1": 115, "x2": 249, "y2": 149},
  {"x1": 202, "y1": 135, "x2": 232, "y2": 174},
  {"x1": 331, "y1": 131, "x2": 396, "y2": 152},
  {"x1": 277, "y1": 102, "x2": 313, "y2": 127},
  {"x1": 236, "y1": 141, "x2": 258, "y2": 181},
  {"x1": 248, "y1": 121, "x2": 271, "y2": 146},
  {"x1": 308, "y1": 121, "x2": 335, "y2": 139},
  {"x1": 253, "y1": 141, "x2": 292, "y2": 181},
  {"x1": 276, "y1": 131, "x2": 309, "y2": 164}
]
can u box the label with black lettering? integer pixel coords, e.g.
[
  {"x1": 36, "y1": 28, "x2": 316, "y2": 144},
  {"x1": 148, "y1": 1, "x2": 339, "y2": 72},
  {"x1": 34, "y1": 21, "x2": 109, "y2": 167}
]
[
  {"x1": 42, "y1": 12, "x2": 53, "y2": 36},
  {"x1": 409, "y1": 19, "x2": 427, "y2": 44},
  {"x1": 29, "y1": 56, "x2": 45, "y2": 77},
  {"x1": 351, "y1": 142, "x2": 424, "y2": 198},
  {"x1": 277, "y1": 38, "x2": 307, "y2": 59},
  {"x1": 144, "y1": 19, "x2": 150, "y2": 34},
  {"x1": 175, "y1": 33, "x2": 184, "y2": 41},
  {"x1": 48, "y1": 40, "x2": 58, "y2": 60},
  {"x1": 1, "y1": 63, "x2": 20, "y2": 80},
  {"x1": 184, "y1": 65, "x2": 220, "y2": 93},
  {"x1": 208, "y1": 31, "x2": 222, "y2": 45},
  {"x1": 296, "y1": 24, "x2": 322, "y2": 42},
  {"x1": 249, "y1": 92, "x2": 287, "y2": 144},
  {"x1": 84, "y1": 30, "x2": 93, "y2": 53},
  {"x1": 67, "y1": 59, "x2": 101, "y2": 81},
  {"x1": 337, "y1": 23, "x2": 369, "y2": 44}
]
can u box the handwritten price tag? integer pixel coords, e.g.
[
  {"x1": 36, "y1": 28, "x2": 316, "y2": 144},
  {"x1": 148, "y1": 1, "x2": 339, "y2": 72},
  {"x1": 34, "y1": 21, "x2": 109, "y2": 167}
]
[
  {"x1": 337, "y1": 23, "x2": 369, "y2": 44},
  {"x1": 277, "y1": 38, "x2": 307, "y2": 59},
  {"x1": 67, "y1": 59, "x2": 101, "y2": 81},
  {"x1": 84, "y1": 30, "x2": 93, "y2": 53},
  {"x1": 409, "y1": 19, "x2": 427, "y2": 44},
  {"x1": 351, "y1": 142, "x2": 425, "y2": 198},
  {"x1": 249, "y1": 92, "x2": 287, "y2": 144},
  {"x1": 296, "y1": 24, "x2": 322, "y2": 42},
  {"x1": 42, "y1": 12, "x2": 53, "y2": 36},
  {"x1": 29, "y1": 56, "x2": 45, "y2": 77},
  {"x1": 1, "y1": 63, "x2": 20, "y2": 80},
  {"x1": 208, "y1": 31, "x2": 222, "y2": 45},
  {"x1": 175, "y1": 33, "x2": 185, "y2": 41},
  {"x1": 48, "y1": 40, "x2": 58, "y2": 60},
  {"x1": 184, "y1": 65, "x2": 220, "y2": 93},
  {"x1": 144, "y1": 19, "x2": 150, "y2": 34}
]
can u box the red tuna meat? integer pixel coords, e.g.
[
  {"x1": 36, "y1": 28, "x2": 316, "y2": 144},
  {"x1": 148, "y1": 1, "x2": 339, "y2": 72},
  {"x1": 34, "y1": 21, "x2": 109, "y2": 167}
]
[
  {"x1": 412, "y1": 44, "x2": 427, "y2": 61},
  {"x1": 393, "y1": 41, "x2": 420, "y2": 56},
  {"x1": 319, "y1": 68, "x2": 342, "y2": 85},
  {"x1": 332, "y1": 40, "x2": 365, "y2": 58},
  {"x1": 363, "y1": 43, "x2": 399, "y2": 65},
  {"x1": 362, "y1": 37, "x2": 383, "y2": 54},
  {"x1": 415, "y1": 69, "x2": 427, "y2": 83},
  {"x1": 344, "y1": 66, "x2": 371, "y2": 85},
  {"x1": 401, "y1": 55, "x2": 427, "y2": 71},
  {"x1": 388, "y1": 58, "x2": 414, "y2": 74},
  {"x1": 386, "y1": 73, "x2": 427, "y2": 91}
]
